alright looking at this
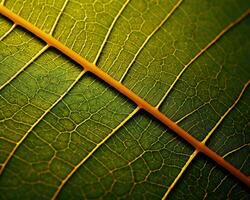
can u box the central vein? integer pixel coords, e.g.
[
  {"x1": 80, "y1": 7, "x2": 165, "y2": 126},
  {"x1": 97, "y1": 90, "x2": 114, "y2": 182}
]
[{"x1": 0, "y1": 5, "x2": 249, "y2": 188}]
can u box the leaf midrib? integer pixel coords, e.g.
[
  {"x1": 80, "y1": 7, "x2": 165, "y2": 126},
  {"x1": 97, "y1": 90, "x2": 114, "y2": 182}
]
[
  {"x1": 0, "y1": 2, "x2": 249, "y2": 199},
  {"x1": 162, "y1": 80, "x2": 250, "y2": 199}
]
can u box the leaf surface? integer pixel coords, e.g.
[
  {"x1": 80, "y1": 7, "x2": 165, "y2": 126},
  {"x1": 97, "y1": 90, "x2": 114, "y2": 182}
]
[{"x1": 0, "y1": 0, "x2": 249, "y2": 199}]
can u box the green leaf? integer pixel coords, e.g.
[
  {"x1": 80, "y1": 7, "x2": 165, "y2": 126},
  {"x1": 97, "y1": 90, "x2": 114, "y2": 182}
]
[{"x1": 0, "y1": 0, "x2": 249, "y2": 199}]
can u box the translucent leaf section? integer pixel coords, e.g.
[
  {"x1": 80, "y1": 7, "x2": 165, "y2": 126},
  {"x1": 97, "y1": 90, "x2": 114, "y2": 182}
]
[{"x1": 0, "y1": 0, "x2": 250, "y2": 199}]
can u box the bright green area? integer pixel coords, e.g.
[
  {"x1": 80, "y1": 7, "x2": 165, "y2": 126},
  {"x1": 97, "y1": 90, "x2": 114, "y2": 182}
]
[{"x1": 0, "y1": 0, "x2": 249, "y2": 199}]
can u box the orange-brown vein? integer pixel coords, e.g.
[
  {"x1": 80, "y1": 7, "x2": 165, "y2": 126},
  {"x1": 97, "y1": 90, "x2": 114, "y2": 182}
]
[{"x1": 0, "y1": 5, "x2": 249, "y2": 188}]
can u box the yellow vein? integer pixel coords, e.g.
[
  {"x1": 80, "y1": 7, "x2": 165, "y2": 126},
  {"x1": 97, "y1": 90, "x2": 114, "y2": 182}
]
[
  {"x1": 93, "y1": 0, "x2": 130, "y2": 65},
  {"x1": 0, "y1": 0, "x2": 21, "y2": 41},
  {"x1": 0, "y1": 23, "x2": 16, "y2": 41},
  {"x1": 162, "y1": 80, "x2": 250, "y2": 200},
  {"x1": 2, "y1": 0, "x2": 132, "y2": 190},
  {"x1": 156, "y1": 9, "x2": 250, "y2": 109},
  {"x1": 0, "y1": 45, "x2": 49, "y2": 91},
  {"x1": 49, "y1": 0, "x2": 69, "y2": 35},
  {"x1": 0, "y1": 5, "x2": 249, "y2": 187},
  {"x1": 0, "y1": 70, "x2": 86, "y2": 174},
  {"x1": 51, "y1": 107, "x2": 140, "y2": 200},
  {"x1": 119, "y1": 0, "x2": 183, "y2": 82},
  {"x1": 0, "y1": 0, "x2": 69, "y2": 91},
  {"x1": 223, "y1": 143, "x2": 249, "y2": 158},
  {"x1": 51, "y1": 1, "x2": 182, "y2": 197},
  {"x1": 175, "y1": 103, "x2": 207, "y2": 124},
  {"x1": 0, "y1": 0, "x2": 68, "y2": 91},
  {"x1": 55, "y1": 6, "x2": 250, "y2": 196},
  {"x1": 1, "y1": 0, "x2": 129, "y2": 179},
  {"x1": 0, "y1": 0, "x2": 70, "y2": 173}
]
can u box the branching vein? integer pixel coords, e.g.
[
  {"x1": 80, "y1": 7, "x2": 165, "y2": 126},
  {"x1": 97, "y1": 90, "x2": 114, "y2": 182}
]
[
  {"x1": 0, "y1": 23, "x2": 15, "y2": 41},
  {"x1": 162, "y1": 80, "x2": 250, "y2": 199},
  {"x1": 0, "y1": 4, "x2": 249, "y2": 193}
]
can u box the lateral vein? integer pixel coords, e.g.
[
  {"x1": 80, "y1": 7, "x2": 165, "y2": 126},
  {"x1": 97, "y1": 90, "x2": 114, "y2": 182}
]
[
  {"x1": 0, "y1": 70, "x2": 86, "y2": 174},
  {"x1": 51, "y1": 1, "x2": 183, "y2": 197},
  {"x1": 0, "y1": 0, "x2": 71, "y2": 173},
  {"x1": 0, "y1": 5, "x2": 249, "y2": 188},
  {"x1": 51, "y1": 107, "x2": 140, "y2": 200},
  {"x1": 0, "y1": 23, "x2": 16, "y2": 41},
  {"x1": 0, "y1": 45, "x2": 49, "y2": 91},
  {"x1": 156, "y1": 9, "x2": 250, "y2": 109},
  {"x1": 162, "y1": 81, "x2": 250, "y2": 199},
  {"x1": 119, "y1": 0, "x2": 183, "y2": 82},
  {"x1": 93, "y1": 0, "x2": 131, "y2": 65}
]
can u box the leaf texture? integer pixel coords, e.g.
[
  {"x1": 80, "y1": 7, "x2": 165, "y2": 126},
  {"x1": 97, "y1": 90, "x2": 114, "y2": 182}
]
[{"x1": 0, "y1": 0, "x2": 249, "y2": 199}]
